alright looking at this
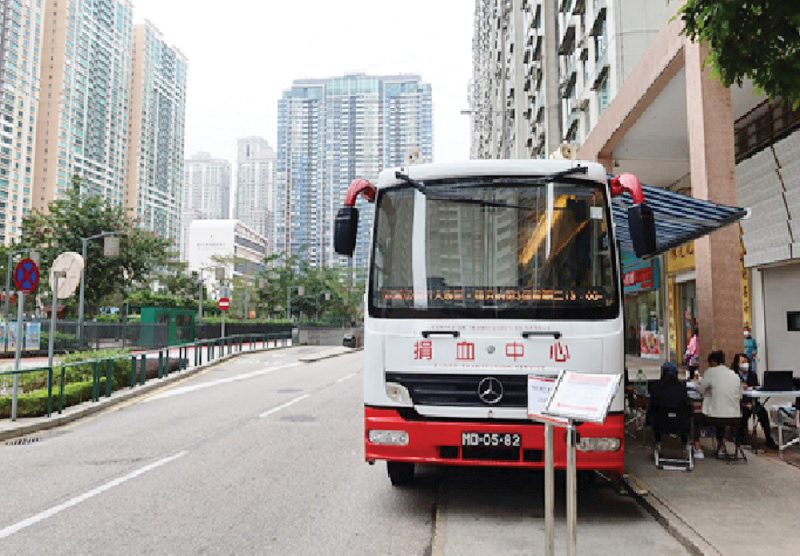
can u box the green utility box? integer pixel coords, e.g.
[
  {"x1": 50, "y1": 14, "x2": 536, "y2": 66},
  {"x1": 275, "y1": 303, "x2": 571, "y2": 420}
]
[{"x1": 138, "y1": 307, "x2": 196, "y2": 347}]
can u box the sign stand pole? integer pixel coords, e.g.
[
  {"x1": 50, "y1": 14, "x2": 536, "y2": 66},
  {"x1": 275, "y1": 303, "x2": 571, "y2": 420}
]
[
  {"x1": 544, "y1": 422, "x2": 555, "y2": 556},
  {"x1": 11, "y1": 291, "x2": 24, "y2": 421},
  {"x1": 48, "y1": 272, "x2": 62, "y2": 372},
  {"x1": 566, "y1": 421, "x2": 577, "y2": 556}
]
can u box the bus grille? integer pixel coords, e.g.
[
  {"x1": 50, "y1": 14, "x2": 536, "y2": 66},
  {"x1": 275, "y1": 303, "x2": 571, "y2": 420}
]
[{"x1": 385, "y1": 373, "x2": 528, "y2": 408}]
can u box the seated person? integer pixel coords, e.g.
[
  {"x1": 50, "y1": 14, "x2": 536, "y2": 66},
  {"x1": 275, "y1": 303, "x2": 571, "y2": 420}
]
[
  {"x1": 692, "y1": 350, "x2": 743, "y2": 459},
  {"x1": 649, "y1": 361, "x2": 689, "y2": 444},
  {"x1": 731, "y1": 352, "x2": 779, "y2": 449}
]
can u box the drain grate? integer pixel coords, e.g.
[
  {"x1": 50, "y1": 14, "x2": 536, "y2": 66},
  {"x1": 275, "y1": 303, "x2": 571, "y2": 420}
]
[{"x1": 6, "y1": 436, "x2": 42, "y2": 446}]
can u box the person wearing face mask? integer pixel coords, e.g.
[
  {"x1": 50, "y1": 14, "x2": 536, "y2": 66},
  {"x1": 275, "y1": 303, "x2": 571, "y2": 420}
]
[
  {"x1": 731, "y1": 352, "x2": 778, "y2": 450},
  {"x1": 743, "y1": 326, "x2": 758, "y2": 373}
]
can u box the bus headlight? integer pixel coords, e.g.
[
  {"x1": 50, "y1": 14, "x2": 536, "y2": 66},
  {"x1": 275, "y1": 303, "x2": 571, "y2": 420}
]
[
  {"x1": 577, "y1": 437, "x2": 621, "y2": 452},
  {"x1": 386, "y1": 382, "x2": 412, "y2": 405},
  {"x1": 368, "y1": 430, "x2": 409, "y2": 446}
]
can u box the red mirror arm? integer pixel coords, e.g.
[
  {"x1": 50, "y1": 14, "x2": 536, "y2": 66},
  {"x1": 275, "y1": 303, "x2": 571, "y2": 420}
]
[
  {"x1": 344, "y1": 179, "x2": 376, "y2": 207},
  {"x1": 609, "y1": 173, "x2": 645, "y2": 205}
]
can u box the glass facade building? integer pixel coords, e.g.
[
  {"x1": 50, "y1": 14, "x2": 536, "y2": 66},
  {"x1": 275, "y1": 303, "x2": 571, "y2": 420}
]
[
  {"x1": 34, "y1": 0, "x2": 134, "y2": 210},
  {"x1": 127, "y1": 21, "x2": 187, "y2": 246},
  {"x1": 275, "y1": 74, "x2": 432, "y2": 274},
  {"x1": 0, "y1": 0, "x2": 42, "y2": 245},
  {"x1": 235, "y1": 137, "x2": 275, "y2": 254}
]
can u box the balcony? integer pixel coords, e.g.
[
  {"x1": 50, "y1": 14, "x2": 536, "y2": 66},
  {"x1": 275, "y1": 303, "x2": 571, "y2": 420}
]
[
  {"x1": 558, "y1": 24, "x2": 576, "y2": 55},
  {"x1": 591, "y1": 0, "x2": 607, "y2": 36},
  {"x1": 591, "y1": 44, "x2": 610, "y2": 90},
  {"x1": 531, "y1": 35, "x2": 542, "y2": 61}
]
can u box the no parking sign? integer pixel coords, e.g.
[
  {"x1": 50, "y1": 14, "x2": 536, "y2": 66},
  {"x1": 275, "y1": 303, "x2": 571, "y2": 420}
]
[{"x1": 14, "y1": 258, "x2": 39, "y2": 293}]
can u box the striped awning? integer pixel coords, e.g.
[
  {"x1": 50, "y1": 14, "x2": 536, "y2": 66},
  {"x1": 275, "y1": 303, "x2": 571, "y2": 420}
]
[{"x1": 612, "y1": 184, "x2": 747, "y2": 256}]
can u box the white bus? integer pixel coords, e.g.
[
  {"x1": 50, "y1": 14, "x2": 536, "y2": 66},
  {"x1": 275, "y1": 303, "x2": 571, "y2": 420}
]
[{"x1": 334, "y1": 159, "x2": 657, "y2": 485}]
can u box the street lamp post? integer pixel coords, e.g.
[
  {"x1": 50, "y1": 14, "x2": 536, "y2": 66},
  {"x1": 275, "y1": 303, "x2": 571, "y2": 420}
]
[
  {"x1": 315, "y1": 291, "x2": 331, "y2": 321},
  {"x1": 286, "y1": 285, "x2": 304, "y2": 321},
  {"x1": 78, "y1": 231, "x2": 123, "y2": 347}
]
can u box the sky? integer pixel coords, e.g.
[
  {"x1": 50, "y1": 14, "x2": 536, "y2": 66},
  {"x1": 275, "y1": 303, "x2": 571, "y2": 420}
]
[{"x1": 132, "y1": 0, "x2": 475, "y2": 165}]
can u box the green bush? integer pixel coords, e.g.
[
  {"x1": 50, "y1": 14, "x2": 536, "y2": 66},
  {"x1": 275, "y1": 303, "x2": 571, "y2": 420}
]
[{"x1": 40, "y1": 330, "x2": 79, "y2": 351}]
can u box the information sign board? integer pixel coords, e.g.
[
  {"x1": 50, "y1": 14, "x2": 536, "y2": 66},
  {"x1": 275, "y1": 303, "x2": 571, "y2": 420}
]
[{"x1": 542, "y1": 371, "x2": 621, "y2": 424}]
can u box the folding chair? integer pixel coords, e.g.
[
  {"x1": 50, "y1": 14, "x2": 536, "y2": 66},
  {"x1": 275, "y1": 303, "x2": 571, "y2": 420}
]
[
  {"x1": 708, "y1": 416, "x2": 748, "y2": 463},
  {"x1": 771, "y1": 403, "x2": 799, "y2": 453},
  {"x1": 652, "y1": 404, "x2": 693, "y2": 471}
]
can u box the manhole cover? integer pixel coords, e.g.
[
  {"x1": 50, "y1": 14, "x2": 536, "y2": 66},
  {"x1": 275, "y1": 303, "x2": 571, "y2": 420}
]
[
  {"x1": 277, "y1": 388, "x2": 302, "y2": 394},
  {"x1": 280, "y1": 414, "x2": 317, "y2": 423}
]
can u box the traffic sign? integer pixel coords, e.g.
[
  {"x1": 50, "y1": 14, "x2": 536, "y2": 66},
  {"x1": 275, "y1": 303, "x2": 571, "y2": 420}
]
[
  {"x1": 14, "y1": 258, "x2": 40, "y2": 293},
  {"x1": 218, "y1": 297, "x2": 230, "y2": 311}
]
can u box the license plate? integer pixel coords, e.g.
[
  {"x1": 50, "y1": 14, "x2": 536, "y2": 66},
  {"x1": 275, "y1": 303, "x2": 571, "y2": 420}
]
[{"x1": 461, "y1": 432, "x2": 521, "y2": 448}]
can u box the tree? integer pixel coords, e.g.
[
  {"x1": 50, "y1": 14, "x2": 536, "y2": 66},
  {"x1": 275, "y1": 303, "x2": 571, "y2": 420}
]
[
  {"x1": 19, "y1": 175, "x2": 173, "y2": 315},
  {"x1": 678, "y1": 1, "x2": 800, "y2": 107}
]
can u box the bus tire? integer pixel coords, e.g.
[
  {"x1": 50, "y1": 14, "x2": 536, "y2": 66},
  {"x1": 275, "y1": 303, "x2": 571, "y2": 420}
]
[{"x1": 387, "y1": 461, "x2": 415, "y2": 486}]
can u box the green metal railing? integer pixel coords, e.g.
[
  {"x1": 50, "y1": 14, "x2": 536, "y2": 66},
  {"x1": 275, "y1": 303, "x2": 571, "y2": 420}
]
[{"x1": 0, "y1": 332, "x2": 292, "y2": 421}]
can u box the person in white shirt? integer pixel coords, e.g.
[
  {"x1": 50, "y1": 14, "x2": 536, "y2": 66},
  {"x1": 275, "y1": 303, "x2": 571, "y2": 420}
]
[{"x1": 691, "y1": 350, "x2": 743, "y2": 459}]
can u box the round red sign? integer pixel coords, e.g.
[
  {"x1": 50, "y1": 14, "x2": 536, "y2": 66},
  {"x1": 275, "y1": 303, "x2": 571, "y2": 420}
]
[
  {"x1": 218, "y1": 297, "x2": 230, "y2": 311},
  {"x1": 14, "y1": 258, "x2": 40, "y2": 294}
]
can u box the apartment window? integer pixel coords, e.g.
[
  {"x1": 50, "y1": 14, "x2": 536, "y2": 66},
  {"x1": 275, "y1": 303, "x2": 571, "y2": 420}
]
[{"x1": 598, "y1": 78, "x2": 609, "y2": 115}]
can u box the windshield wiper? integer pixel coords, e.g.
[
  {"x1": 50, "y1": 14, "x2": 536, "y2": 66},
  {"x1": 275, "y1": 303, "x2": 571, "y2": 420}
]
[
  {"x1": 428, "y1": 195, "x2": 528, "y2": 209},
  {"x1": 489, "y1": 165, "x2": 589, "y2": 186},
  {"x1": 395, "y1": 171, "x2": 527, "y2": 209},
  {"x1": 395, "y1": 171, "x2": 427, "y2": 194}
]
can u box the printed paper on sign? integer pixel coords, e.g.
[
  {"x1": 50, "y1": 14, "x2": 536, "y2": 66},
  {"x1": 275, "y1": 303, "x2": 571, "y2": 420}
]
[
  {"x1": 543, "y1": 371, "x2": 621, "y2": 423},
  {"x1": 527, "y1": 375, "x2": 568, "y2": 424}
]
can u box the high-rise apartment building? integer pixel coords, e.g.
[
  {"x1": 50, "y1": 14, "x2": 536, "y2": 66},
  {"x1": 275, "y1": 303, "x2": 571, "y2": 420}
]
[
  {"x1": 34, "y1": 0, "x2": 134, "y2": 209},
  {"x1": 275, "y1": 73, "x2": 432, "y2": 272},
  {"x1": 235, "y1": 137, "x2": 275, "y2": 253},
  {"x1": 0, "y1": 0, "x2": 43, "y2": 245},
  {"x1": 0, "y1": 1, "x2": 186, "y2": 246},
  {"x1": 181, "y1": 152, "x2": 231, "y2": 260},
  {"x1": 470, "y1": 0, "x2": 672, "y2": 158},
  {"x1": 127, "y1": 21, "x2": 187, "y2": 244}
]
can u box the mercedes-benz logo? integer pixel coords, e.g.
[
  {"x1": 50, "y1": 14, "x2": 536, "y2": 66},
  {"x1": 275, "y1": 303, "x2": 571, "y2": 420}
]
[{"x1": 477, "y1": 377, "x2": 504, "y2": 405}]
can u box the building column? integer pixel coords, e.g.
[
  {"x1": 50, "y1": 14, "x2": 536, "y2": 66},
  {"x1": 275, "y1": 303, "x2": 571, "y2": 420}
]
[{"x1": 684, "y1": 41, "x2": 742, "y2": 368}]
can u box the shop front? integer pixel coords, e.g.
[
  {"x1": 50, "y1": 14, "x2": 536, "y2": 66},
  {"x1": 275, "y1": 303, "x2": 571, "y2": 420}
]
[
  {"x1": 666, "y1": 242, "x2": 696, "y2": 365},
  {"x1": 622, "y1": 253, "x2": 662, "y2": 359}
]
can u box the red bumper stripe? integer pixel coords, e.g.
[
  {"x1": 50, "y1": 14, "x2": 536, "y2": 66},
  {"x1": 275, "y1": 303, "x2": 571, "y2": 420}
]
[{"x1": 365, "y1": 406, "x2": 625, "y2": 475}]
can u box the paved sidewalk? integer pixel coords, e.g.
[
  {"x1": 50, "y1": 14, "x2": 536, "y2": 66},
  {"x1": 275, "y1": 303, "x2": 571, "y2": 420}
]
[{"x1": 624, "y1": 433, "x2": 800, "y2": 555}]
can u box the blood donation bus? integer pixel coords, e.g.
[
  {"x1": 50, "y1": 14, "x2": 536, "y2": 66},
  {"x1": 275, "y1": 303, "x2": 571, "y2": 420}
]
[{"x1": 333, "y1": 158, "x2": 658, "y2": 485}]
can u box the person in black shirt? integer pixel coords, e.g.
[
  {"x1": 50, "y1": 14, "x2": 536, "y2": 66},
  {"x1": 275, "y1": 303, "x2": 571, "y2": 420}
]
[
  {"x1": 650, "y1": 361, "x2": 690, "y2": 444},
  {"x1": 732, "y1": 352, "x2": 778, "y2": 450}
]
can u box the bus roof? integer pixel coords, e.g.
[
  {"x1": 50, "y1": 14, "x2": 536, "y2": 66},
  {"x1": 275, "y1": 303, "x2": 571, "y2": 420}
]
[{"x1": 375, "y1": 159, "x2": 609, "y2": 188}]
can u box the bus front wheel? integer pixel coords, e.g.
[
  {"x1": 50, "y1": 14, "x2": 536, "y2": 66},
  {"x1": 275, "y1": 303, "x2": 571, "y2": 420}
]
[{"x1": 387, "y1": 461, "x2": 415, "y2": 486}]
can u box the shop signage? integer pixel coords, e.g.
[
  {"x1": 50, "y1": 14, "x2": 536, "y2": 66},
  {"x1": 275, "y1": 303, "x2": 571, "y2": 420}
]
[
  {"x1": 666, "y1": 241, "x2": 695, "y2": 274},
  {"x1": 622, "y1": 257, "x2": 660, "y2": 295}
]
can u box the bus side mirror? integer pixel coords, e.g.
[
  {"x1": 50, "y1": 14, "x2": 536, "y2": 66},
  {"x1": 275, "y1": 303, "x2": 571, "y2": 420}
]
[
  {"x1": 334, "y1": 206, "x2": 359, "y2": 257},
  {"x1": 628, "y1": 204, "x2": 656, "y2": 258}
]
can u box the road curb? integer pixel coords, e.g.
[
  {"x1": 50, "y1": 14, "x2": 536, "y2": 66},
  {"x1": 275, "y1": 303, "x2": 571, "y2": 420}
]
[
  {"x1": 623, "y1": 473, "x2": 719, "y2": 556},
  {"x1": 299, "y1": 346, "x2": 361, "y2": 362}
]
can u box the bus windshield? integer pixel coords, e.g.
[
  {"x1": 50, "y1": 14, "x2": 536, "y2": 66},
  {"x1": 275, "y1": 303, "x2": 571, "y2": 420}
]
[{"x1": 369, "y1": 177, "x2": 619, "y2": 319}]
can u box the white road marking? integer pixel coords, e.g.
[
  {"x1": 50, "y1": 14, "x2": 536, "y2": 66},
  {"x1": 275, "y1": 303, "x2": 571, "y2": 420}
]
[
  {"x1": 0, "y1": 451, "x2": 187, "y2": 540},
  {"x1": 336, "y1": 372, "x2": 357, "y2": 383},
  {"x1": 260, "y1": 394, "x2": 310, "y2": 418},
  {"x1": 144, "y1": 362, "x2": 301, "y2": 402}
]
